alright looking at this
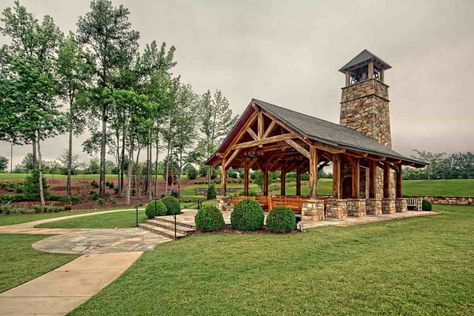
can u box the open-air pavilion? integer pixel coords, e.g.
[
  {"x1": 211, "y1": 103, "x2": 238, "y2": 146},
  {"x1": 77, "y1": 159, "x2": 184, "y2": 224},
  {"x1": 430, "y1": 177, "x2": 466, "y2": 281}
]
[{"x1": 206, "y1": 98, "x2": 426, "y2": 222}]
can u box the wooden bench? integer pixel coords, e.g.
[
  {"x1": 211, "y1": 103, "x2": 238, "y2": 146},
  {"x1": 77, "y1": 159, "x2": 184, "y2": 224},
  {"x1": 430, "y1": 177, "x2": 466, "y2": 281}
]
[{"x1": 406, "y1": 197, "x2": 422, "y2": 211}]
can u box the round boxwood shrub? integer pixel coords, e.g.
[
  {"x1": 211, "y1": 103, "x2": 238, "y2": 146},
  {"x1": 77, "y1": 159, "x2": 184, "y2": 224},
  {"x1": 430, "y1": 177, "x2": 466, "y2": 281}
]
[
  {"x1": 266, "y1": 206, "x2": 296, "y2": 233},
  {"x1": 231, "y1": 199, "x2": 264, "y2": 231},
  {"x1": 145, "y1": 200, "x2": 167, "y2": 219},
  {"x1": 195, "y1": 205, "x2": 225, "y2": 232},
  {"x1": 422, "y1": 199, "x2": 432, "y2": 211},
  {"x1": 162, "y1": 196, "x2": 181, "y2": 215}
]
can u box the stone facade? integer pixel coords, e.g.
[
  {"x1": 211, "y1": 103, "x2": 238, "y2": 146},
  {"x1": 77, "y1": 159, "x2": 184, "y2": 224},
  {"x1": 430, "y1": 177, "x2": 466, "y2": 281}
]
[
  {"x1": 418, "y1": 196, "x2": 474, "y2": 206},
  {"x1": 395, "y1": 198, "x2": 408, "y2": 213},
  {"x1": 366, "y1": 198, "x2": 382, "y2": 216},
  {"x1": 326, "y1": 199, "x2": 348, "y2": 219},
  {"x1": 301, "y1": 199, "x2": 325, "y2": 221},
  {"x1": 382, "y1": 198, "x2": 396, "y2": 214},
  {"x1": 340, "y1": 78, "x2": 395, "y2": 199},
  {"x1": 346, "y1": 199, "x2": 367, "y2": 217}
]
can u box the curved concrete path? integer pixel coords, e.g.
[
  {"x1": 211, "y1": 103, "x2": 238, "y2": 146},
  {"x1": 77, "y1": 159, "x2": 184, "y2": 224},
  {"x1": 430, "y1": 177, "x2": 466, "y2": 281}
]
[{"x1": 0, "y1": 208, "x2": 171, "y2": 315}]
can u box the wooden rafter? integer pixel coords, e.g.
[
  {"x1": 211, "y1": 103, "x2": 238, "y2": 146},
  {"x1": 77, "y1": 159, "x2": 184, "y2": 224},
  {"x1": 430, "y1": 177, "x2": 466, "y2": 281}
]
[
  {"x1": 285, "y1": 139, "x2": 310, "y2": 159},
  {"x1": 263, "y1": 121, "x2": 276, "y2": 138},
  {"x1": 258, "y1": 112, "x2": 264, "y2": 139},
  {"x1": 246, "y1": 127, "x2": 258, "y2": 141},
  {"x1": 224, "y1": 149, "x2": 240, "y2": 169},
  {"x1": 233, "y1": 133, "x2": 297, "y2": 150}
]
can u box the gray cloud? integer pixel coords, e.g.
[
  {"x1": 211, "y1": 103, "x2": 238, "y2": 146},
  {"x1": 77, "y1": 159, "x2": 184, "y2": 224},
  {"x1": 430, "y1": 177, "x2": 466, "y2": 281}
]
[{"x1": 1, "y1": 0, "x2": 473, "y2": 167}]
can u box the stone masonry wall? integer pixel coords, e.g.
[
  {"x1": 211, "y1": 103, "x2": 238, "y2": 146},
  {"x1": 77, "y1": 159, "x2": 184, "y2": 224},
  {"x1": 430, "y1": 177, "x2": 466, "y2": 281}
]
[{"x1": 340, "y1": 78, "x2": 394, "y2": 199}]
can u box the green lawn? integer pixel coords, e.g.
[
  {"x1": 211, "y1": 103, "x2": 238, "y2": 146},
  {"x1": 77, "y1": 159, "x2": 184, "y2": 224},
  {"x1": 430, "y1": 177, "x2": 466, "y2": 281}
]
[
  {"x1": 36, "y1": 209, "x2": 146, "y2": 229},
  {"x1": 71, "y1": 204, "x2": 473, "y2": 315},
  {"x1": 402, "y1": 179, "x2": 474, "y2": 197},
  {"x1": 0, "y1": 234, "x2": 78, "y2": 293}
]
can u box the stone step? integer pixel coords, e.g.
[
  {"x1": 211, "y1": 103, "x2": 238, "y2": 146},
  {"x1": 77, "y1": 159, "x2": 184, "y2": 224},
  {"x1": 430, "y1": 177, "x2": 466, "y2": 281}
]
[
  {"x1": 146, "y1": 218, "x2": 196, "y2": 234},
  {"x1": 139, "y1": 223, "x2": 187, "y2": 239},
  {"x1": 154, "y1": 216, "x2": 196, "y2": 229}
]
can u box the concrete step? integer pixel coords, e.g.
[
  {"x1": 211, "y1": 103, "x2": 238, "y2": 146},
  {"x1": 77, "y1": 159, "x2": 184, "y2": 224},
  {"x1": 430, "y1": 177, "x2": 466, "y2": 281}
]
[
  {"x1": 154, "y1": 216, "x2": 196, "y2": 229},
  {"x1": 146, "y1": 218, "x2": 196, "y2": 234},
  {"x1": 139, "y1": 223, "x2": 187, "y2": 239}
]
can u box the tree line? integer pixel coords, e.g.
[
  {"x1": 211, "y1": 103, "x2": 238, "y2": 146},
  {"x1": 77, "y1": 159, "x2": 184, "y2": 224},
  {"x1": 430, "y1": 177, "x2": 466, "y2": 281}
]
[
  {"x1": 0, "y1": 0, "x2": 238, "y2": 205},
  {"x1": 403, "y1": 150, "x2": 474, "y2": 180}
]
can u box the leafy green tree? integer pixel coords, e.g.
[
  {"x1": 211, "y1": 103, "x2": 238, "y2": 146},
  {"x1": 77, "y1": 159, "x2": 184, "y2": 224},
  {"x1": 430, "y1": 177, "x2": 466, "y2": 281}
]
[
  {"x1": 77, "y1": 0, "x2": 139, "y2": 197},
  {"x1": 57, "y1": 31, "x2": 92, "y2": 195},
  {"x1": 0, "y1": 1, "x2": 65, "y2": 205},
  {"x1": 0, "y1": 156, "x2": 8, "y2": 171},
  {"x1": 411, "y1": 150, "x2": 445, "y2": 180},
  {"x1": 196, "y1": 90, "x2": 238, "y2": 184}
]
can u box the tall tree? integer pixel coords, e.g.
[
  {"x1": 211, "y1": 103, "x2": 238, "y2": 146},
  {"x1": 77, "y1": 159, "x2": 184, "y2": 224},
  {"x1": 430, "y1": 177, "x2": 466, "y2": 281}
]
[
  {"x1": 0, "y1": 1, "x2": 65, "y2": 204},
  {"x1": 197, "y1": 90, "x2": 238, "y2": 184},
  {"x1": 57, "y1": 32, "x2": 91, "y2": 196},
  {"x1": 77, "y1": 0, "x2": 139, "y2": 197}
]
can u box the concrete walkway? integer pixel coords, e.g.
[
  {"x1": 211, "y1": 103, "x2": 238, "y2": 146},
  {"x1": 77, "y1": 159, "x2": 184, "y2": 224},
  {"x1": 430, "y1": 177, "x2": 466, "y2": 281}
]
[{"x1": 0, "y1": 252, "x2": 142, "y2": 316}]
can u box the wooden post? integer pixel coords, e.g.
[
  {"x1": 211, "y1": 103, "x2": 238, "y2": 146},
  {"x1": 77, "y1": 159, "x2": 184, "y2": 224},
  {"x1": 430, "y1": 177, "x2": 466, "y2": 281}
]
[
  {"x1": 345, "y1": 71, "x2": 351, "y2": 86},
  {"x1": 221, "y1": 160, "x2": 227, "y2": 196},
  {"x1": 309, "y1": 145, "x2": 318, "y2": 198},
  {"x1": 332, "y1": 154, "x2": 341, "y2": 199},
  {"x1": 351, "y1": 158, "x2": 360, "y2": 199},
  {"x1": 380, "y1": 70, "x2": 384, "y2": 83},
  {"x1": 396, "y1": 164, "x2": 402, "y2": 198},
  {"x1": 280, "y1": 164, "x2": 286, "y2": 196},
  {"x1": 369, "y1": 160, "x2": 376, "y2": 199},
  {"x1": 243, "y1": 160, "x2": 249, "y2": 196},
  {"x1": 383, "y1": 163, "x2": 390, "y2": 199},
  {"x1": 263, "y1": 164, "x2": 269, "y2": 196},
  {"x1": 296, "y1": 167, "x2": 301, "y2": 196},
  {"x1": 368, "y1": 61, "x2": 374, "y2": 78}
]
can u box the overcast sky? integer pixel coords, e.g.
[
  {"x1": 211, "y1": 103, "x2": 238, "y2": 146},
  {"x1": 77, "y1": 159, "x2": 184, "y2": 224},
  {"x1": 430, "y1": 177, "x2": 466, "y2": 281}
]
[{"x1": 1, "y1": 0, "x2": 473, "y2": 168}]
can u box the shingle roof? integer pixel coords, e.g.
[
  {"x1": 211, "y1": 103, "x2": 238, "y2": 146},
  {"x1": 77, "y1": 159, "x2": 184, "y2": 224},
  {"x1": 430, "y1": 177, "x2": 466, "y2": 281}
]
[
  {"x1": 339, "y1": 49, "x2": 392, "y2": 73},
  {"x1": 253, "y1": 99, "x2": 426, "y2": 166}
]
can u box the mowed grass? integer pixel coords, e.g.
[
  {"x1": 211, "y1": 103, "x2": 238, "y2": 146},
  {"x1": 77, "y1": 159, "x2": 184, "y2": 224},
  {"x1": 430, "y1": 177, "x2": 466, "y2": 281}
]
[
  {"x1": 0, "y1": 209, "x2": 109, "y2": 226},
  {"x1": 36, "y1": 209, "x2": 146, "y2": 229},
  {"x1": 0, "y1": 234, "x2": 78, "y2": 293},
  {"x1": 71, "y1": 205, "x2": 473, "y2": 315}
]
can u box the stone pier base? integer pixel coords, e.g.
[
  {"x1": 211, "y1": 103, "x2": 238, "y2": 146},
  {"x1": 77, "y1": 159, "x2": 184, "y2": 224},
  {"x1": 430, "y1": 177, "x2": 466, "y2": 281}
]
[
  {"x1": 302, "y1": 199, "x2": 325, "y2": 221},
  {"x1": 217, "y1": 196, "x2": 231, "y2": 212},
  {"x1": 326, "y1": 199, "x2": 348, "y2": 219},
  {"x1": 382, "y1": 198, "x2": 396, "y2": 214},
  {"x1": 346, "y1": 199, "x2": 367, "y2": 217},
  {"x1": 366, "y1": 198, "x2": 382, "y2": 216},
  {"x1": 396, "y1": 198, "x2": 408, "y2": 213}
]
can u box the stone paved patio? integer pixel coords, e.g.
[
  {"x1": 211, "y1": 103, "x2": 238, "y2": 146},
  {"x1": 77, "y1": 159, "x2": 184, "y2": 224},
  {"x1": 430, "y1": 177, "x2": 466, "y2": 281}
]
[{"x1": 33, "y1": 228, "x2": 170, "y2": 254}]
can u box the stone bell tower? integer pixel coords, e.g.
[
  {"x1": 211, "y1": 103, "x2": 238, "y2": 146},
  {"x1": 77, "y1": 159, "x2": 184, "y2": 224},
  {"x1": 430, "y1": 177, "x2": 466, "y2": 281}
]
[
  {"x1": 339, "y1": 49, "x2": 392, "y2": 147},
  {"x1": 339, "y1": 50, "x2": 394, "y2": 199}
]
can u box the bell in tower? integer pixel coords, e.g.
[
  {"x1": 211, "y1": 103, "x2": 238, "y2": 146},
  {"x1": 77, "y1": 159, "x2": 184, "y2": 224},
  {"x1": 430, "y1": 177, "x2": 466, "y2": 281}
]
[{"x1": 339, "y1": 49, "x2": 392, "y2": 148}]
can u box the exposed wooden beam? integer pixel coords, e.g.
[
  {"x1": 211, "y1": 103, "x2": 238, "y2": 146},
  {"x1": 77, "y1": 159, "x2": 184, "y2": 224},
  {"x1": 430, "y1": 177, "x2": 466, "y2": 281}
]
[
  {"x1": 352, "y1": 158, "x2": 360, "y2": 199},
  {"x1": 383, "y1": 163, "x2": 390, "y2": 199},
  {"x1": 263, "y1": 121, "x2": 276, "y2": 138},
  {"x1": 309, "y1": 145, "x2": 318, "y2": 198},
  {"x1": 258, "y1": 112, "x2": 264, "y2": 139},
  {"x1": 332, "y1": 154, "x2": 341, "y2": 199},
  {"x1": 369, "y1": 160, "x2": 376, "y2": 199},
  {"x1": 233, "y1": 133, "x2": 297, "y2": 150},
  {"x1": 224, "y1": 149, "x2": 240, "y2": 169},
  {"x1": 285, "y1": 139, "x2": 310, "y2": 159},
  {"x1": 246, "y1": 127, "x2": 258, "y2": 141}
]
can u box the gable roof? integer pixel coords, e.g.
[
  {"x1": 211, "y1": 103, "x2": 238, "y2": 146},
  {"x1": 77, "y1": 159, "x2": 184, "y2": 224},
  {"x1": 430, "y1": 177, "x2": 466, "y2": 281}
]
[
  {"x1": 209, "y1": 98, "x2": 426, "y2": 167},
  {"x1": 339, "y1": 49, "x2": 392, "y2": 73}
]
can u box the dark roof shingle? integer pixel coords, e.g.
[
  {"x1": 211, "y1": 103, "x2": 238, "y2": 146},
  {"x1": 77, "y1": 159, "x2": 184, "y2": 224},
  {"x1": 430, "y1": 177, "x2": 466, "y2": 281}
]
[{"x1": 339, "y1": 49, "x2": 392, "y2": 73}]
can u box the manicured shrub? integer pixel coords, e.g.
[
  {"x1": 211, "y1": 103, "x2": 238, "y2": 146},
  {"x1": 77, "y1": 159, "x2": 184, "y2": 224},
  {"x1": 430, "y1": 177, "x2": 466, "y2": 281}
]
[
  {"x1": 195, "y1": 205, "x2": 225, "y2": 232},
  {"x1": 146, "y1": 200, "x2": 167, "y2": 218},
  {"x1": 32, "y1": 205, "x2": 65, "y2": 213},
  {"x1": 162, "y1": 196, "x2": 181, "y2": 215},
  {"x1": 266, "y1": 206, "x2": 296, "y2": 233},
  {"x1": 90, "y1": 180, "x2": 99, "y2": 188},
  {"x1": 422, "y1": 199, "x2": 432, "y2": 211},
  {"x1": 207, "y1": 184, "x2": 217, "y2": 200},
  {"x1": 231, "y1": 199, "x2": 264, "y2": 231},
  {"x1": 186, "y1": 164, "x2": 198, "y2": 180},
  {"x1": 228, "y1": 171, "x2": 238, "y2": 179}
]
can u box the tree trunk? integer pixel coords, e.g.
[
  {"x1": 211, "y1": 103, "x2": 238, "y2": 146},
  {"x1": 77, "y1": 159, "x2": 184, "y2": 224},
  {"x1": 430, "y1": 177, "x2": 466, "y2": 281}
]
[
  {"x1": 134, "y1": 147, "x2": 141, "y2": 196},
  {"x1": 116, "y1": 129, "x2": 121, "y2": 196},
  {"x1": 37, "y1": 133, "x2": 45, "y2": 206},
  {"x1": 164, "y1": 141, "x2": 171, "y2": 196},
  {"x1": 147, "y1": 141, "x2": 152, "y2": 200},
  {"x1": 154, "y1": 136, "x2": 159, "y2": 197},
  {"x1": 32, "y1": 140, "x2": 37, "y2": 169},
  {"x1": 120, "y1": 130, "x2": 126, "y2": 196},
  {"x1": 99, "y1": 104, "x2": 107, "y2": 196},
  {"x1": 126, "y1": 143, "x2": 134, "y2": 205},
  {"x1": 66, "y1": 111, "x2": 73, "y2": 196}
]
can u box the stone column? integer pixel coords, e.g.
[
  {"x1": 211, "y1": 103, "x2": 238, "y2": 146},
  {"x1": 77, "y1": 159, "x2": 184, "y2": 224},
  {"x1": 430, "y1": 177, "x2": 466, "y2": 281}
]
[
  {"x1": 326, "y1": 199, "x2": 348, "y2": 219},
  {"x1": 382, "y1": 198, "x2": 396, "y2": 214},
  {"x1": 347, "y1": 199, "x2": 366, "y2": 217},
  {"x1": 217, "y1": 196, "x2": 231, "y2": 212},
  {"x1": 366, "y1": 198, "x2": 382, "y2": 215},
  {"x1": 396, "y1": 198, "x2": 408, "y2": 213},
  {"x1": 302, "y1": 199, "x2": 325, "y2": 222}
]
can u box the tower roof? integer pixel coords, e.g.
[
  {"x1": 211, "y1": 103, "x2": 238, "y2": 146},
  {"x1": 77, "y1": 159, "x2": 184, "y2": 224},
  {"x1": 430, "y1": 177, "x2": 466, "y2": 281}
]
[{"x1": 339, "y1": 49, "x2": 392, "y2": 73}]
